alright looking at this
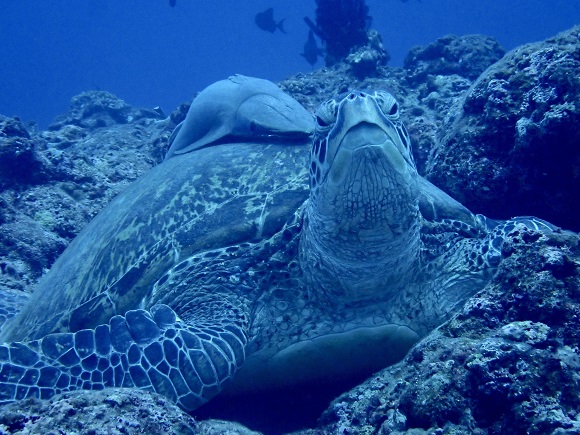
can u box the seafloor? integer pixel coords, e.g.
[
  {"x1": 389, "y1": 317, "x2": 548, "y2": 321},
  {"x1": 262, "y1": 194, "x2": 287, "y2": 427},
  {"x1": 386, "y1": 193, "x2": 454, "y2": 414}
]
[{"x1": 0, "y1": 26, "x2": 578, "y2": 435}]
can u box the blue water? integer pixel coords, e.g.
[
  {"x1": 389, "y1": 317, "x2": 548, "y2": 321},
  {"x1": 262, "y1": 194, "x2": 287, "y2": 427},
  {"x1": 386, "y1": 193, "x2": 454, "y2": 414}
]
[{"x1": 0, "y1": 0, "x2": 578, "y2": 128}]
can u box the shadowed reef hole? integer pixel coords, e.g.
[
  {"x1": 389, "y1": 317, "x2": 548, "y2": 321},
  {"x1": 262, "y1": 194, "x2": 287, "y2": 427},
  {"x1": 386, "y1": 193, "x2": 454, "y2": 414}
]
[{"x1": 194, "y1": 373, "x2": 371, "y2": 434}]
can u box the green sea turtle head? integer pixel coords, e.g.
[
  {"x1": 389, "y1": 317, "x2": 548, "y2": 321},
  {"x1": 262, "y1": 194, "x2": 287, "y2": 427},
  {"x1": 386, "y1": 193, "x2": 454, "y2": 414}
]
[
  {"x1": 302, "y1": 90, "x2": 421, "y2": 303},
  {"x1": 309, "y1": 90, "x2": 417, "y2": 230}
]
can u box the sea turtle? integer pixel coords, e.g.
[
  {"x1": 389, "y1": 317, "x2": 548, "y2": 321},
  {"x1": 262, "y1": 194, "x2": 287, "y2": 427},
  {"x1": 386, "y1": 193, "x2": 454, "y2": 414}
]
[{"x1": 0, "y1": 77, "x2": 555, "y2": 412}]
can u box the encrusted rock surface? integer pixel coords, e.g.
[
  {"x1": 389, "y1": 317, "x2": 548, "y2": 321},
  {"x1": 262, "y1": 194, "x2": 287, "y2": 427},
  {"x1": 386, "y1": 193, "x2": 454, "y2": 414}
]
[
  {"x1": 0, "y1": 117, "x2": 52, "y2": 187},
  {"x1": 48, "y1": 91, "x2": 165, "y2": 131},
  {"x1": 0, "y1": 388, "x2": 267, "y2": 435},
  {"x1": 427, "y1": 26, "x2": 580, "y2": 231},
  {"x1": 405, "y1": 34, "x2": 505, "y2": 84},
  {"x1": 345, "y1": 29, "x2": 390, "y2": 79},
  {"x1": 0, "y1": 388, "x2": 198, "y2": 434}
]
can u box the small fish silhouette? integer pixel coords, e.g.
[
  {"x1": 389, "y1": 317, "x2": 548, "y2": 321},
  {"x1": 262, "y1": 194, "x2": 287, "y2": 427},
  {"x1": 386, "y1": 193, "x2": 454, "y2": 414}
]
[
  {"x1": 301, "y1": 30, "x2": 323, "y2": 66},
  {"x1": 255, "y1": 8, "x2": 287, "y2": 33}
]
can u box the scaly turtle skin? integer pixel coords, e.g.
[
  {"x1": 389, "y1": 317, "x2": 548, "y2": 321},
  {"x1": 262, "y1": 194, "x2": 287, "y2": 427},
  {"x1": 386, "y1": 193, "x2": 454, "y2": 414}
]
[{"x1": 0, "y1": 83, "x2": 555, "y2": 411}]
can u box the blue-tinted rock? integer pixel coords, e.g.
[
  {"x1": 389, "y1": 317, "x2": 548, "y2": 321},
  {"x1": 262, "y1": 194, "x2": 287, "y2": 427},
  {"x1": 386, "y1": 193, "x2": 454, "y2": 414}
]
[
  {"x1": 314, "y1": 228, "x2": 580, "y2": 434},
  {"x1": 405, "y1": 34, "x2": 505, "y2": 84},
  {"x1": 0, "y1": 388, "x2": 199, "y2": 434},
  {"x1": 427, "y1": 26, "x2": 580, "y2": 231}
]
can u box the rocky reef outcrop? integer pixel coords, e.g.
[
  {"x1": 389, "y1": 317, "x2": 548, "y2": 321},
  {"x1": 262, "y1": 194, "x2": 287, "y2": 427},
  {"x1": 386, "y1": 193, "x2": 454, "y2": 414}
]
[
  {"x1": 405, "y1": 34, "x2": 505, "y2": 84},
  {"x1": 0, "y1": 388, "x2": 198, "y2": 435},
  {"x1": 426, "y1": 26, "x2": 580, "y2": 231}
]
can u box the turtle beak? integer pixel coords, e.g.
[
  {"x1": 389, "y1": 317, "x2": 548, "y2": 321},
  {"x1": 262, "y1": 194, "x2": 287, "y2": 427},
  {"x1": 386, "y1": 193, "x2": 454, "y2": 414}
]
[
  {"x1": 328, "y1": 123, "x2": 412, "y2": 188},
  {"x1": 341, "y1": 122, "x2": 410, "y2": 176},
  {"x1": 339, "y1": 122, "x2": 388, "y2": 150}
]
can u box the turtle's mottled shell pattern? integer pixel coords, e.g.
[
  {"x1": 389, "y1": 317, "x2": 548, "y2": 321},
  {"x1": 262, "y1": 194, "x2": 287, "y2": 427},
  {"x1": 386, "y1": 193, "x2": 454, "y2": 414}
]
[{"x1": 1, "y1": 143, "x2": 309, "y2": 342}]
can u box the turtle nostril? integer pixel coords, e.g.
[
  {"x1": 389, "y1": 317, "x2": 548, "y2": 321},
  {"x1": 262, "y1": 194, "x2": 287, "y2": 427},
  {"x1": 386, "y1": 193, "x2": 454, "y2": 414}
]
[{"x1": 347, "y1": 92, "x2": 366, "y2": 101}]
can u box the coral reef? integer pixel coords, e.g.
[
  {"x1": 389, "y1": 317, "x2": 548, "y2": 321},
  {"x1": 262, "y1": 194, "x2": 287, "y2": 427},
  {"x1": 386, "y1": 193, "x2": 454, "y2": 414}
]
[
  {"x1": 426, "y1": 26, "x2": 580, "y2": 231},
  {"x1": 49, "y1": 91, "x2": 164, "y2": 131},
  {"x1": 0, "y1": 388, "x2": 198, "y2": 434},
  {"x1": 0, "y1": 117, "x2": 51, "y2": 187},
  {"x1": 404, "y1": 34, "x2": 505, "y2": 84},
  {"x1": 345, "y1": 29, "x2": 390, "y2": 79}
]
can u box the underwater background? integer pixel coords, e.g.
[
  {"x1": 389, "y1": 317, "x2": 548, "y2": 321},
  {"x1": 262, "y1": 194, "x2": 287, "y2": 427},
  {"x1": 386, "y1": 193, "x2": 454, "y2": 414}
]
[
  {"x1": 0, "y1": 1, "x2": 579, "y2": 434},
  {"x1": 1, "y1": 0, "x2": 579, "y2": 128}
]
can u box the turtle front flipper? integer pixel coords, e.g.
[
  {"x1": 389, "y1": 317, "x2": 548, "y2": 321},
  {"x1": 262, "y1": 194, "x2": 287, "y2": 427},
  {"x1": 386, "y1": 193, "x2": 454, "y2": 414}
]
[{"x1": 0, "y1": 303, "x2": 248, "y2": 412}]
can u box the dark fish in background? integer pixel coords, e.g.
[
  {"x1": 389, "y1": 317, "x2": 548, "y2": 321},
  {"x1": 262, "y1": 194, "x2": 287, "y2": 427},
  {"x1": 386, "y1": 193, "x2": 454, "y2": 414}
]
[
  {"x1": 169, "y1": 0, "x2": 176, "y2": 7},
  {"x1": 304, "y1": 16, "x2": 323, "y2": 39},
  {"x1": 301, "y1": 30, "x2": 324, "y2": 66},
  {"x1": 255, "y1": 8, "x2": 287, "y2": 33}
]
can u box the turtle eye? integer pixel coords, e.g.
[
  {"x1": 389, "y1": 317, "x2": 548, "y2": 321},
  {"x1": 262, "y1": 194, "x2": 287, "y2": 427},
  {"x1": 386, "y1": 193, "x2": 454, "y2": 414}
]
[
  {"x1": 314, "y1": 99, "x2": 338, "y2": 129},
  {"x1": 375, "y1": 91, "x2": 400, "y2": 120},
  {"x1": 315, "y1": 115, "x2": 329, "y2": 127}
]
